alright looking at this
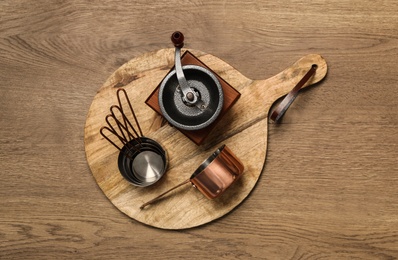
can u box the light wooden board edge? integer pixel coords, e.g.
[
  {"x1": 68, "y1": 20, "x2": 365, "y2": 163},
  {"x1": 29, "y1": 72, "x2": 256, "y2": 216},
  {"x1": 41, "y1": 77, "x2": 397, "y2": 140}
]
[{"x1": 84, "y1": 48, "x2": 327, "y2": 229}]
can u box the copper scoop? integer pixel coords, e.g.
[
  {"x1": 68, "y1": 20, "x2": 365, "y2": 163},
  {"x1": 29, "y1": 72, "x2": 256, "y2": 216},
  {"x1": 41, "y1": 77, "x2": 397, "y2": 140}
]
[{"x1": 140, "y1": 145, "x2": 244, "y2": 209}]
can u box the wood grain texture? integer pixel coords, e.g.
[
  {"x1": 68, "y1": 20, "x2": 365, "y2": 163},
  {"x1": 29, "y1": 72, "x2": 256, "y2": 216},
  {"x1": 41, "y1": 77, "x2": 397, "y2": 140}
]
[
  {"x1": 84, "y1": 49, "x2": 326, "y2": 229},
  {"x1": 1, "y1": 0, "x2": 397, "y2": 258}
]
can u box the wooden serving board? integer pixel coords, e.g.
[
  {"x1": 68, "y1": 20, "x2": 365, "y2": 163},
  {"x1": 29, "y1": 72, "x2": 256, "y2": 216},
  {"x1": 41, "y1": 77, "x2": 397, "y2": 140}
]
[{"x1": 84, "y1": 48, "x2": 327, "y2": 229}]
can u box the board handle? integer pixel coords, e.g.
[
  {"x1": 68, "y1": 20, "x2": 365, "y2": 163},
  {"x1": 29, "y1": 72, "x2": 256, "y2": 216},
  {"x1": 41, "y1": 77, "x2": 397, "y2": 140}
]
[
  {"x1": 270, "y1": 63, "x2": 318, "y2": 122},
  {"x1": 260, "y1": 54, "x2": 328, "y2": 111}
]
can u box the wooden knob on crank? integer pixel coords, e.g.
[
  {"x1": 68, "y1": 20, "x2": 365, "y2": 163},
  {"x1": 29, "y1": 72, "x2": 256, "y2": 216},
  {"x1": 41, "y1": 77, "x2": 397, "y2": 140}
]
[{"x1": 171, "y1": 31, "x2": 184, "y2": 48}]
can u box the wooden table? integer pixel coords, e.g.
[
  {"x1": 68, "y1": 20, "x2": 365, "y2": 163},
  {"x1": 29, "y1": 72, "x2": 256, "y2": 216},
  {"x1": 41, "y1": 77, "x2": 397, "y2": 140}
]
[{"x1": 1, "y1": 1, "x2": 397, "y2": 258}]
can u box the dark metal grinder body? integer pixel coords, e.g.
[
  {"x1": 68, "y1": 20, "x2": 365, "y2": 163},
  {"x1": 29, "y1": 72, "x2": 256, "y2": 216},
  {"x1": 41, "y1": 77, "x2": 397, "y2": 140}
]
[{"x1": 158, "y1": 31, "x2": 224, "y2": 131}]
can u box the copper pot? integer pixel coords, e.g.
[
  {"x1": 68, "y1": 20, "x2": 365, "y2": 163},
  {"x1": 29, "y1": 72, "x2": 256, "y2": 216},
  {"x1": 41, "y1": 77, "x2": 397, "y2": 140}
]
[
  {"x1": 140, "y1": 145, "x2": 244, "y2": 209},
  {"x1": 190, "y1": 145, "x2": 244, "y2": 199}
]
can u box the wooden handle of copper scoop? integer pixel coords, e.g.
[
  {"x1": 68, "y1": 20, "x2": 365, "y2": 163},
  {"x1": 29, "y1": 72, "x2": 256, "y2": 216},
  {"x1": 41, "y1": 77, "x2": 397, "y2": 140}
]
[
  {"x1": 171, "y1": 31, "x2": 184, "y2": 48},
  {"x1": 140, "y1": 179, "x2": 191, "y2": 209}
]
